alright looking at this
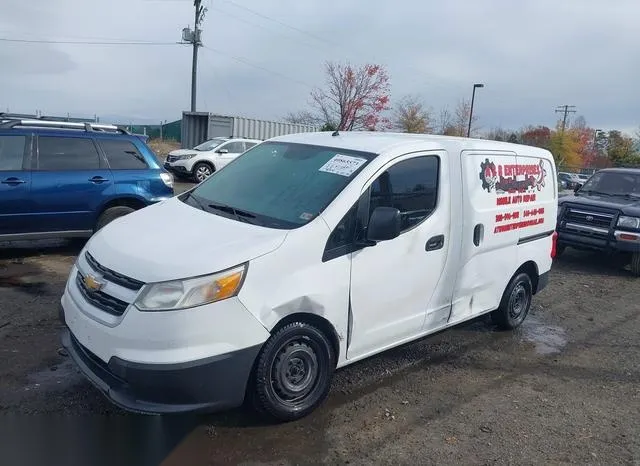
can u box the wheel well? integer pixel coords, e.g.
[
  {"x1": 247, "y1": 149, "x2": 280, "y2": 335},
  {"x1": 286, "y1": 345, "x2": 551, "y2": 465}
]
[
  {"x1": 271, "y1": 313, "x2": 340, "y2": 365},
  {"x1": 99, "y1": 197, "x2": 147, "y2": 216},
  {"x1": 514, "y1": 260, "x2": 540, "y2": 293},
  {"x1": 193, "y1": 160, "x2": 215, "y2": 170}
]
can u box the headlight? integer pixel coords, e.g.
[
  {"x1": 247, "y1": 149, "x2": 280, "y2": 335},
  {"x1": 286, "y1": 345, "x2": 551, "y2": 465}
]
[
  {"x1": 160, "y1": 172, "x2": 173, "y2": 188},
  {"x1": 617, "y1": 216, "x2": 640, "y2": 230},
  {"x1": 135, "y1": 264, "x2": 246, "y2": 311},
  {"x1": 179, "y1": 154, "x2": 196, "y2": 160}
]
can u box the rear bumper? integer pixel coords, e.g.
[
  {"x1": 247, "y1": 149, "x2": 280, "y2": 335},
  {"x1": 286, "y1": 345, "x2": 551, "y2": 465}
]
[{"x1": 62, "y1": 325, "x2": 262, "y2": 414}]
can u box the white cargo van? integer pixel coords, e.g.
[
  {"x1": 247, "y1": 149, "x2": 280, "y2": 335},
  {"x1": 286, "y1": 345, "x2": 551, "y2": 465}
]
[{"x1": 60, "y1": 132, "x2": 558, "y2": 421}]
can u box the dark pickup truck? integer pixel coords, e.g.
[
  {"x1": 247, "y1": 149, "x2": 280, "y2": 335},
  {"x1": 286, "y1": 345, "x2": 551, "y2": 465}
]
[{"x1": 556, "y1": 168, "x2": 640, "y2": 276}]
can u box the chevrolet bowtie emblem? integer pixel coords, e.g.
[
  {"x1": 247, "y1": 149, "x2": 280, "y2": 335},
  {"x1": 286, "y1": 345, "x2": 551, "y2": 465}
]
[{"x1": 83, "y1": 274, "x2": 104, "y2": 292}]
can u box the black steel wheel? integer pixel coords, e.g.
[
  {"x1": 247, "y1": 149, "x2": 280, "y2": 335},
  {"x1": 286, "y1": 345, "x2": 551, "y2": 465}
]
[
  {"x1": 251, "y1": 322, "x2": 335, "y2": 422},
  {"x1": 491, "y1": 272, "x2": 533, "y2": 330}
]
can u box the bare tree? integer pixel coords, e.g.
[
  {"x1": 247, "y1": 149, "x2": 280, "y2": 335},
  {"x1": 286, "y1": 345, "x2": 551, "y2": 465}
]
[
  {"x1": 283, "y1": 111, "x2": 321, "y2": 126},
  {"x1": 486, "y1": 127, "x2": 512, "y2": 142},
  {"x1": 394, "y1": 95, "x2": 432, "y2": 133},
  {"x1": 310, "y1": 61, "x2": 391, "y2": 131},
  {"x1": 451, "y1": 98, "x2": 479, "y2": 137},
  {"x1": 435, "y1": 107, "x2": 454, "y2": 135}
]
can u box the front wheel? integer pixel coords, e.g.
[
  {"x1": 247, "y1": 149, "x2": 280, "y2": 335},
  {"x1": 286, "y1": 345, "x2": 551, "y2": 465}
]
[
  {"x1": 251, "y1": 322, "x2": 335, "y2": 422},
  {"x1": 192, "y1": 162, "x2": 214, "y2": 183},
  {"x1": 491, "y1": 272, "x2": 533, "y2": 330},
  {"x1": 95, "y1": 206, "x2": 135, "y2": 231},
  {"x1": 630, "y1": 252, "x2": 640, "y2": 277}
]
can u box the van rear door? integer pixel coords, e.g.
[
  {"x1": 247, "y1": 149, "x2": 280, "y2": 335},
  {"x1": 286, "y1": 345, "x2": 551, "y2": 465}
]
[{"x1": 450, "y1": 151, "x2": 522, "y2": 324}]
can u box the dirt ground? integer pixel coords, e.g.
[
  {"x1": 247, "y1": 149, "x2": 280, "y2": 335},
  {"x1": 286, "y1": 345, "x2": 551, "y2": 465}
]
[{"x1": 1, "y1": 240, "x2": 639, "y2": 466}]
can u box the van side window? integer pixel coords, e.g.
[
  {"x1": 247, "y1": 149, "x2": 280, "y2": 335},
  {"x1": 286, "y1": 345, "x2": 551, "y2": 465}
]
[{"x1": 369, "y1": 156, "x2": 439, "y2": 232}]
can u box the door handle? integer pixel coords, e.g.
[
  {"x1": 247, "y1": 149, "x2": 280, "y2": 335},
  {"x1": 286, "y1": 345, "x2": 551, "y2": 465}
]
[
  {"x1": 425, "y1": 234, "x2": 445, "y2": 251},
  {"x1": 473, "y1": 224, "x2": 484, "y2": 247},
  {"x1": 89, "y1": 176, "x2": 108, "y2": 184},
  {"x1": 1, "y1": 177, "x2": 26, "y2": 185}
]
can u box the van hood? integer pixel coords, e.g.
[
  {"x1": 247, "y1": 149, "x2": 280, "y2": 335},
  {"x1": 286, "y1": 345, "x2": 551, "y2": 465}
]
[{"x1": 85, "y1": 197, "x2": 288, "y2": 284}]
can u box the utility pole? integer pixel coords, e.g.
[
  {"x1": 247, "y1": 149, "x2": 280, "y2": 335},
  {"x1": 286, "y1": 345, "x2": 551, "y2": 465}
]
[
  {"x1": 182, "y1": 0, "x2": 207, "y2": 112},
  {"x1": 555, "y1": 105, "x2": 576, "y2": 132}
]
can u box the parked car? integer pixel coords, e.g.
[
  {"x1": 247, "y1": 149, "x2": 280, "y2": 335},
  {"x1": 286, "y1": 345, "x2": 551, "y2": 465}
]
[
  {"x1": 577, "y1": 173, "x2": 590, "y2": 182},
  {"x1": 61, "y1": 131, "x2": 558, "y2": 421},
  {"x1": 0, "y1": 119, "x2": 174, "y2": 241},
  {"x1": 558, "y1": 176, "x2": 568, "y2": 191},
  {"x1": 558, "y1": 172, "x2": 582, "y2": 190},
  {"x1": 556, "y1": 168, "x2": 640, "y2": 275},
  {"x1": 164, "y1": 137, "x2": 261, "y2": 182}
]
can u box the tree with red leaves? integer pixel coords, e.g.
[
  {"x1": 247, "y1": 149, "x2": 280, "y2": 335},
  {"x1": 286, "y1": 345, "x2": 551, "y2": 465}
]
[{"x1": 310, "y1": 61, "x2": 391, "y2": 131}]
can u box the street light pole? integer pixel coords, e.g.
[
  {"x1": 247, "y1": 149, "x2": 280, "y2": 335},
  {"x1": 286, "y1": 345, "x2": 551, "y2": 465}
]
[{"x1": 467, "y1": 83, "x2": 484, "y2": 137}]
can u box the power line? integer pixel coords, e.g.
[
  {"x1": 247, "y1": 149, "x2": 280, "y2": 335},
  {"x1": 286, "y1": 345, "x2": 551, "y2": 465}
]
[
  {"x1": 220, "y1": 0, "x2": 337, "y2": 46},
  {"x1": 202, "y1": 46, "x2": 312, "y2": 88},
  {"x1": 208, "y1": 6, "x2": 320, "y2": 51},
  {"x1": 0, "y1": 37, "x2": 178, "y2": 46}
]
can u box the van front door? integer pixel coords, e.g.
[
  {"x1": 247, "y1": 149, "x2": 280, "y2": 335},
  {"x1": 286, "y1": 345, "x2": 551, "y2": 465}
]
[{"x1": 347, "y1": 152, "x2": 450, "y2": 360}]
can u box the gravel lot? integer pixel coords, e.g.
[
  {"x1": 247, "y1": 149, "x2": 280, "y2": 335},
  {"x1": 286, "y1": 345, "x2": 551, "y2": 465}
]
[{"x1": 1, "y1": 198, "x2": 639, "y2": 465}]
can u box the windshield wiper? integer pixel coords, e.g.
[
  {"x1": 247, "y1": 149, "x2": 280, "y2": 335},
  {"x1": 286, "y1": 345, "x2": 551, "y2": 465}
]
[
  {"x1": 579, "y1": 189, "x2": 613, "y2": 197},
  {"x1": 183, "y1": 191, "x2": 207, "y2": 211},
  {"x1": 610, "y1": 192, "x2": 640, "y2": 200},
  {"x1": 208, "y1": 202, "x2": 257, "y2": 223}
]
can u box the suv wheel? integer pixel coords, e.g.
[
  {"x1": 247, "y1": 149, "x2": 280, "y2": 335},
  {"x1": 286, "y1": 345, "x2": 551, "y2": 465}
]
[
  {"x1": 96, "y1": 206, "x2": 135, "y2": 231},
  {"x1": 630, "y1": 252, "x2": 640, "y2": 277},
  {"x1": 193, "y1": 162, "x2": 214, "y2": 183}
]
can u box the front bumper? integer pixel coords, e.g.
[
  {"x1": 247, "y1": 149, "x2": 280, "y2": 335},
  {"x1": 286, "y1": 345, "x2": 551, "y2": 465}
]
[
  {"x1": 62, "y1": 325, "x2": 262, "y2": 414},
  {"x1": 163, "y1": 162, "x2": 191, "y2": 176},
  {"x1": 557, "y1": 229, "x2": 640, "y2": 253}
]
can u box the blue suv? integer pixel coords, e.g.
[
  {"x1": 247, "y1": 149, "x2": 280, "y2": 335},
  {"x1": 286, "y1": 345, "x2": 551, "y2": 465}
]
[{"x1": 0, "y1": 118, "x2": 174, "y2": 241}]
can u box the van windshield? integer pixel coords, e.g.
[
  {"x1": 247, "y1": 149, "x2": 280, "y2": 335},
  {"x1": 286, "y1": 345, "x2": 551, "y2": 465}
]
[{"x1": 181, "y1": 141, "x2": 376, "y2": 229}]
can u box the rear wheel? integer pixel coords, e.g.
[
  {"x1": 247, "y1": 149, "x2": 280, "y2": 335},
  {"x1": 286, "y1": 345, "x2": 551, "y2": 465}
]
[
  {"x1": 630, "y1": 252, "x2": 640, "y2": 277},
  {"x1": 192, "y1": 162, "x2": 214, "y2": 183},
  {"x1": 95, "y1": 206, "x2": 135, "y2": 231},
  {"x1": 491, "y1": 272, "x2": 533, "y2": 330},
  {"x1": 251, "y1": 322, "x2": 335, "y2": 422}
]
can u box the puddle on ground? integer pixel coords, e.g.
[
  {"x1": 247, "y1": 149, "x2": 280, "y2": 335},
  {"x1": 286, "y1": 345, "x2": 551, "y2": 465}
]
[
  {"x1": 27, "y1": 359, "x2": 82, "y2": 391},
  {"x1": 518, "y1": 315, "x2": 568, "y2": 355}
]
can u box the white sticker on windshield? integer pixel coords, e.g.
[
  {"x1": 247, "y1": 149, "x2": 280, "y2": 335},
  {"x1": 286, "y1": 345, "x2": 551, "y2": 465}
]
[{"x1": 319, "y1": 154, "x2": 367, "y2": 177}]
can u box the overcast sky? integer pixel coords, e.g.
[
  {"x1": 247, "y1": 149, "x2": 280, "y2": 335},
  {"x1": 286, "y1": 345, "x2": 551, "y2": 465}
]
[{"x1": 1, "y1": 0, "x2": 638, "y2": 134}]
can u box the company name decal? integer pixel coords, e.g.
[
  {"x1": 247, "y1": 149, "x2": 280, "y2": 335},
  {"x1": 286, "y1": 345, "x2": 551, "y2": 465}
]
[{"x1": 480, "y1": 158, "x2": 547, "y2": 197}]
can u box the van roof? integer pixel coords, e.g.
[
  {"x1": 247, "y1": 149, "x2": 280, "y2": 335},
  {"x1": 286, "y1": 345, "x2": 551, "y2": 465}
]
[{"x1": 269, "y1": 131, "x2": 552, "y2": 158}]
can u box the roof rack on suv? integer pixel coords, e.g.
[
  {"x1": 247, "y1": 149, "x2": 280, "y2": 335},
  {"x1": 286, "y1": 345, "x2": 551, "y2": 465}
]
[{"x1": 0, "y1": 118, "x2": 132, "y2": 135}]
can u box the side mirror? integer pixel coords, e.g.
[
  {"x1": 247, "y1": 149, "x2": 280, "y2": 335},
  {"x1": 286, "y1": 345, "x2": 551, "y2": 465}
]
[
  {"x1": 367, "y1": 206, "x2": 402, "y2": 242},
  {"x1": 217, "y1": 148, "x2": 229, "y2": 154},
  {"x1": 574, "y1": 183, "x2": 582, "y2": 193}
]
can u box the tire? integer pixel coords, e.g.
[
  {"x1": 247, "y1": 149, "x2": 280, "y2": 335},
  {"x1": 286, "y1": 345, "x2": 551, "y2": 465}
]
[
  {"x1": 95, "y1": 206, "x2": 135, "y2": 231},
  {"x1": 491, "y1": 272, "x2": 533, "y2": 330},
  {"x1": 251, "y1": 322, "x2": 335, "y2": 422},
  {"x1": 631, "y1": 252, "x2": 640, "y2": 277},
  {"x1": 192, "y1": 162, "x2": 214, "y2": 183}
]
